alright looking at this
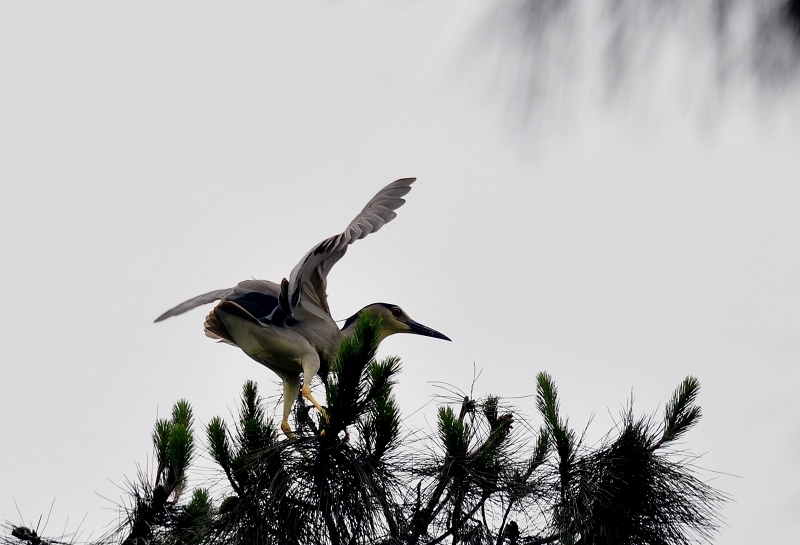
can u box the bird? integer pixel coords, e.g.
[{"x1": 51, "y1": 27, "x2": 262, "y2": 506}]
[{"x1": 155, "y1": 177, "x2": 450, "y2": 438}]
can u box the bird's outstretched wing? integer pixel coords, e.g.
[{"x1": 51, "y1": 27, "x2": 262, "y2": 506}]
[
  {"x1": 154, "y1": 280, "x2": 281, "y2": 323},
  {"x1": 284, "y1": 177, "x2": 415, "y2": 319},
  {"x1": 154, "y1": 288, "x2": 233, "y2": 322}
]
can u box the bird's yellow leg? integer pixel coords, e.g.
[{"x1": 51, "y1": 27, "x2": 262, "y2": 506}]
[
  {"x1": 301, "y1": 385, "x2": 328, "y2": 423},
  {"x1": 280, "y1": 378, "x2": 312, "y2": 458},
  {"x1": 300, "y1": 355, "x2": 329, "y2": 437},
  {"x1": 281, "y1": 375, "x2": 301, "y2": 439},
  {"x1": 301, "y1": 358, "x2": 329, "y2": 423},
  {"x1": 280, "y1": 421, "x2": 295, "y2": 439}
]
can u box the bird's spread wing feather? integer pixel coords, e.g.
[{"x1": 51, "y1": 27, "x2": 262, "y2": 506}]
[
  {"x1": 154, "y1": 288, "x2": 233, "y2": 322},
  {"x1": 155, "y1": 279, "x2": 281, "y2": 323},
  {"x1": 285, "y1": 177, "x2": 415, "y2": 319}
]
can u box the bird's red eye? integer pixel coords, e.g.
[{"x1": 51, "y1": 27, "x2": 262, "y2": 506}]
[{"x1": 391, "y1": 307, "x2": 402, "y2": 317}]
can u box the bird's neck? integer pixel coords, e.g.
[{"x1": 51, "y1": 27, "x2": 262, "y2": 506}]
[{"x1": 339, "y1": 321, "x2": 392, "y2": 344}]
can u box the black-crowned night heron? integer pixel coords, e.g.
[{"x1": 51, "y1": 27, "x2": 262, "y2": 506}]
[{"x1": 155, "y1": 178, "x2": 450, "y2": 438}]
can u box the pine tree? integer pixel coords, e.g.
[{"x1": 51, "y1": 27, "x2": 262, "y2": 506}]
[{"x1": 3, "y1": 315, "x2": 724, "y2": 545}]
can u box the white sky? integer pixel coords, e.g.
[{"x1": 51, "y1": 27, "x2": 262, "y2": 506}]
[{"x1": 1, "y1": 2, "x2": 799, "y2": 543}]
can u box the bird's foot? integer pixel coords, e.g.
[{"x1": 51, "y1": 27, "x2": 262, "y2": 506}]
[
  {"x1": 281, "y1": 420, "x2": 314, "y2": 459},
  {"x1": 280, "y1": 421, "x2": 295, "y2": 440},
  {"x1": 301, "y1": 385, "x2": 330, "y2": 423},
  {"x1": 319, "y1": 426, "x2": 349, "y2": 441}
]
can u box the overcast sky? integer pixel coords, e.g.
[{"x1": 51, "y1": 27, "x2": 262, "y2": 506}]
[{"x1": 1, "y1": 2, "x2": 799, "y2": 543}]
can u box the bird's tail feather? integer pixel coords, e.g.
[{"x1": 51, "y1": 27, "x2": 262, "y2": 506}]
[{"x1": 204, "y1": 304, "x2": 241, "y2": 345}]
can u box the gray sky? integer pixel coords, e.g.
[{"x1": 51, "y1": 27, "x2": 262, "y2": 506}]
[{"x1": 1, "y1": 2, "x2": 799, "y2": 543}]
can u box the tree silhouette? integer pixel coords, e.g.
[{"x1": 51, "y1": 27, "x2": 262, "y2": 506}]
[{"x1": 3, "y1": 315, "x2": 724, "y2": 545}]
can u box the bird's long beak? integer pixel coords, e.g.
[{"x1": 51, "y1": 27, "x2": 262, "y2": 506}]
[{"x1": 405, "y1": 320, "x2": 451, "y2": 341}]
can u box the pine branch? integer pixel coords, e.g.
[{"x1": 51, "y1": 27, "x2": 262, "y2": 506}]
[
  {"x1": 652, "y1": 375, "x2": 702, "y2": 450},
  {"x1": 5, "y1": 344, "x2": 726, "y2": 545},
  {"x1": 536, "y1": 372, "x2": 576, "y2": 495},
  {"x1": 206, "y1": 416, "x2": 244, "y2": 497}
]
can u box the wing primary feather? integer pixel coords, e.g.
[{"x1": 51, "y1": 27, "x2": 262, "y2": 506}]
[
  {"x1": 313, "y1": 236, "x2": 337, "y2": 256},
  {"x1": 155, "y1": 288, "x2": 232, "y2": 322}
]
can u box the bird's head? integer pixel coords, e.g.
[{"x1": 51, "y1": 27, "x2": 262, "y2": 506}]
[{"x1": 341, "y1": 303, "x2": 451, "y2": 343}]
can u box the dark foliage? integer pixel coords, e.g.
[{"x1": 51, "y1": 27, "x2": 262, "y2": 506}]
[{"x1": 4, "y1": 315, "x2": 724, "y2": 545}]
